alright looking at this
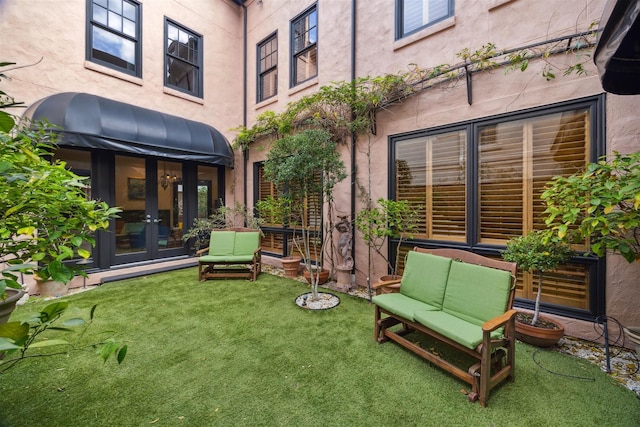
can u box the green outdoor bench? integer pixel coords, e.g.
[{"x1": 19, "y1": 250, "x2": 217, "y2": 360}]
[
  {"x1": 372, "y1": 247, "x2": 517, "y2": 407},
  {"x1": 197, "y1": 228, "x2": 262, "y2": 281}
]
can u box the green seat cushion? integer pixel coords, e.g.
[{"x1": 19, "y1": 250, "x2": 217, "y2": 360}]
[
  {"x1": 372, "y1": 293, "x2": 439, "y2": 322},
  {"x1": 233, "y1": 231, "x2": 260, "y2": 255},
  {"x1": 414, "y1": 310, "x2": 503, "y2": 350},
  {"x1": 399, "y1": 251, "x2": 452, "y2": 308},
  {"x1": 442, "y1": 261, "x2": 512, "y2": 327},
  {"x1": 208, "y1": 231, "x2": 236, "y2": 256},
  {"x1": 199, "y1": 255, "x2": 255, "y2": 263}
]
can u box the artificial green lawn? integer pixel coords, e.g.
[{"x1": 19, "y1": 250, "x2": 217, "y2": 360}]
[{"x1": 1, "y1": 268, "x2": 639, "y2": 426}]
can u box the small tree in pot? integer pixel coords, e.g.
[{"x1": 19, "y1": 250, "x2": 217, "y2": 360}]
[
  {"x1": 542, "y1": 151, "x2": 640, "y2": 350},
  {"x1": 1, "y1": 124, "x2": 120, "y2": 296},
  {"x1": 258, "y1": 129, "x2": 347, "y2": 302},
  {"x1": 502, "y1": 230, "x2": 574, "y2": 346},
  {"x1": 355, "y1": 198, "x2": 418, "y2": 280}
]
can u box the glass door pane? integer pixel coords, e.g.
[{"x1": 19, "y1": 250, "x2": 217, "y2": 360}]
[
  {"x1": 157, "y1": 160, "x2": 183, "y2": 250},
  {"x1": 197, "y1": 165, "x2": 219, "y2": 219},
  {"x1": 115, "y1": 156, "x2": 148, "y2": 255}
]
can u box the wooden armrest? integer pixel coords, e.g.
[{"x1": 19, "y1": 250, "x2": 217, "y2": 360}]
[
  {"x1": 482, "y1": 309, "x2": 516, "y2": 332},
  {"x1": 196, "y1": 248, "x2": 208, "y2": 257},
  {"x1": 371, "y1": 278, "x2": 402, "y2": 290},
  {"x1": 253, "y1": 247, "x2": 262, "y2": 255}
]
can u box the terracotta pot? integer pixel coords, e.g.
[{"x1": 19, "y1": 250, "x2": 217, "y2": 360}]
[
  {"x1": 36, "y1": 279, "x2": 68, "y2": 298},
  {"x1": 281, "y1": 256, "x2": 302, "y2": 278},
  {"x1": 303, "y1": 268, "x2": 330, "y2": 285},
  {"x1": 515, "y1": 312, "x2": 565, "y2": 347},
  {"x1": 0, "y1": 288, "x2": 26, "y2": 324}
]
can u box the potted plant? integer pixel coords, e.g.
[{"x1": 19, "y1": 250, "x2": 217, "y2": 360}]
[
  {"x1": 502, "y1": 230, "x2": 574, "y2": 347},
  {"x1": 257, "y1": 129, "x2": 347, "y2": 303},
  {"x1": 1, "y1": 119, "x2": 119, "y2": 301},
  {"x1": 355, "y1": 198, "x2": 418, "y2": 291},
  {"x1": 542, "y1": 150, "x2": 640, "y2": 351},
  {"x1": 182, "y1": 201, "x2": 263, "y2": 253}
]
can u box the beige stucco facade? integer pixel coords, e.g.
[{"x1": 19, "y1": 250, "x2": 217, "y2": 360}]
[{"x1": 2, "y1": 0, "x2": 639, "y2": 339}]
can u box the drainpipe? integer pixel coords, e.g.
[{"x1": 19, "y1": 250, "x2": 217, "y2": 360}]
[
  {"x1": 242, "y1": 3, "x2": 248, "y2": 210},
  {"x1": 350, "y1": 0, "x2": 357, "y2": 287}
]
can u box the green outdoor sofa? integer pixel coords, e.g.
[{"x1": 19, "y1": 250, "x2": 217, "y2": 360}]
[
  {"x1": 372, "y1": 247, "x2": 518, "y2": 407},
  {"x1": 197, "y1": 228, "x2": 262, "y2": 281}
]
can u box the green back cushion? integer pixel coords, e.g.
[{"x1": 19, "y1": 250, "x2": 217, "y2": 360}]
[
  {"x1": 209, "y1": 231, "x2": 236, "y2": 256},
  {"x1": 234, "y1": 231, "x2": 260, "y2": 255},
  {"x1": 400, "y1": 251, "x2": 452, "y2": 308},
  {"x1": 442, "y1": 261, "x2": 512, "y2": 326}
]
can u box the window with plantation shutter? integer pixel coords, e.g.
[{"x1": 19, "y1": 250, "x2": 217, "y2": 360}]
[
  {"x1": 395, "y1": 129, "x2": 467, "y2": 241},
  {"x1": 478, "y1": 109, "x2": 590, "y2": 244},
  {"x1": 255, "y1": 163, "x2": 322, "y2": 260},
  {"x1": 392, "y1": 100, "x2": 601, "y2": 318},
  {"x1": 257, "y1": 164, "x2": 282, "y2": 226}
]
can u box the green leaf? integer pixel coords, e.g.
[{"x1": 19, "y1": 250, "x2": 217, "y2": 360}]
[
  {"x1": 40, "y1": 301, "x2": 69, "y2": 322},
  {"x1": 0, "y1": 337, "x2": 21, "y2": 352},
  {"x1": 77, "y1": 248, "x2": 91, "y2": 259},
  {"x1": 0, "y1": 111, "x2": 15, "y2": 132},
  {"x1": 29, "y1": 339, "x2": 71, "y2": 349},
  {"x1": 117, "y1": 345, "x2": 128, "y2": 364},
  {"x1": 61, "y1": 318, "x2": 87, "y2": 327},
  {"x1": 0, "y1": 321, "x2": 29, "y2": 341}
]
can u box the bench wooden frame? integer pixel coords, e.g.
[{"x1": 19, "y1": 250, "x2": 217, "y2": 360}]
[
  {"x1": 197, "y1": 228, "x2": 262, "y2": 282},
  {"x1": 373, "y1": 247, "x2": 517, "y2": 407}
]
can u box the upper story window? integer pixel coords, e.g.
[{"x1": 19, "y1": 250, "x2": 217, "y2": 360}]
[
  {"x1": 396, "y1": 0, "x2": 453, "y2": 39},
  {"x1": 258, "y1": 33, "x2": 278, "y2": 102},
  {"x1": 291, "y1": 5, "x2": 317, "y2": 87},
  {"x1": 87, "y1": 0, "x2": 141, "y2": 77},
  {"x1": 165, "y1": 19, "x2": 203, "y2": 98}
]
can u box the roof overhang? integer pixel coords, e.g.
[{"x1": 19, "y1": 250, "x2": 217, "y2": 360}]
[
  {"x1": 594, "y1": 0, "x2": 640, "y2": 94},
  {"x1": 22, "y1": 92, "x2": 235, "y2": 167}
]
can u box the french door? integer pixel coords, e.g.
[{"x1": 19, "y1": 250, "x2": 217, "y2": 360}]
[{"x1": 113, "y1": 156, "x2": 186, "y2": 265}]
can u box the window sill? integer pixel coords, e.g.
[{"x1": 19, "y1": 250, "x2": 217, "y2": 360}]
[
  {"x1": 288, "y1": 77, "x2": 318, "y2": 96},
  {"x1": 255, "y1": 96, "x2": 278, "y2": 110},
  {"x1": 163, "y1": 87, "x2": 205, "y2": 105},
  {"x1": 84, "y1": 61, "x2": 143, "y2": 86},
  {"x1": 488, "y1": 0, "x2": 517, "y2": 10},
  {"x1": 393, "y1": 16, "x2": 456, "y2": 51}
]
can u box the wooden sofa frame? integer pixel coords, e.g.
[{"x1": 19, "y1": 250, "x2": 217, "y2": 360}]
[
  {"x1": 372, "y1": 247, "x2": 517, "y2": 407},
  {"x1": 197, "y1": 228, "x2": 262, "y2": 281}
]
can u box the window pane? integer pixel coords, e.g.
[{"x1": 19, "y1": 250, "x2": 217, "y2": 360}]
[
  {"x1": 293, "y1": 9, "x2": 317, "y2": 54},
  {"x1": 94, "y1": 0, "x2": 108, "y2": 7},
  {"x1": 92, "y1": 26, "x2": 136, "y2": 70},
  {"x1": 165, "y1": 20, "x2": 202, "y2": 97},
  {"x1": 395, "y1": 130, "x2": 466, "y2": 241},
  {"x1": 258, "y1": 35, "x2": 278, "y2": 101},
  {"x1": 108, "y1": 11, "x2": 122, "y2": 32},
  {"x1": 401, "y1": 0, "x2": 451, "y2": 36},
  {"x1": 93, "y1": 4, "x2": 108, "y2": 25},
  {"x1": 478, "y1": 109, "x2": 590, "y2": 244},
  {"x1": 167, "y1": 58, "x2": 198, "y2": 92},
  {"x1": 122, "y1": 1, "x2": 136, "y2": 20},
  {"x1": 122, "y1": 18, "x2": 135, "y2": 37},
  {"x1": 260, "y1": 69, "x2": 277, "y2": 100},
  {"x1": 478, "y1": 121, "x2": 524, "y2": 243},
  {"x1": 108, "y1": 0, "x2": 122, "y2": 14},
  {"x1": 294, "y1": 47, "x2": 317, "y2": 84}
]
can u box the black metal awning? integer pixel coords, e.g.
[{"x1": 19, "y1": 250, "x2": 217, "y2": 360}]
[
  {"x1": 22, "y1": 92, "x2": 234, "y2": 167},
  {"x1": 594, "y1": 0, "x2": 640, "y2": 94}
]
